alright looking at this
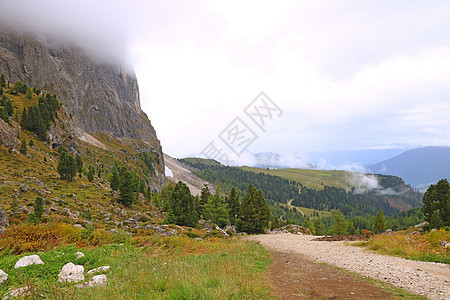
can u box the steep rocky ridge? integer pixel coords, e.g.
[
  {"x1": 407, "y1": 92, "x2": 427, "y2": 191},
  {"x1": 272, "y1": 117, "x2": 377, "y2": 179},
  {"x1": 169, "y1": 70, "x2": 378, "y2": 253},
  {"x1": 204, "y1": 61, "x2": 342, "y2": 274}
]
[
  {"x1": 0, "y1": 29, "x2": 164, "y2": 187},
  {"x1": 164, "y1": 153, "x2": 215, "y2": 196}
]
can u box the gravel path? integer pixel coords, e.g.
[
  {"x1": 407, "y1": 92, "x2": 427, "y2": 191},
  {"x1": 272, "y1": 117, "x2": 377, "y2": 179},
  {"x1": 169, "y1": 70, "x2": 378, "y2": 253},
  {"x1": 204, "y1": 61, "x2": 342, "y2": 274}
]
[{"x1": 250, "y1": 233, "x2": 450, "y2": 300}]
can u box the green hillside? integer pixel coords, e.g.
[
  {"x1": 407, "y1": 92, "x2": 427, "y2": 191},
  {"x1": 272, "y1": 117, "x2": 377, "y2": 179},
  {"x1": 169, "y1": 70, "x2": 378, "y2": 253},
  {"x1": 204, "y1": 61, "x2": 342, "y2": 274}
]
[{"x1": 241, "y1": 167, "x2": 351, "y2": 190}]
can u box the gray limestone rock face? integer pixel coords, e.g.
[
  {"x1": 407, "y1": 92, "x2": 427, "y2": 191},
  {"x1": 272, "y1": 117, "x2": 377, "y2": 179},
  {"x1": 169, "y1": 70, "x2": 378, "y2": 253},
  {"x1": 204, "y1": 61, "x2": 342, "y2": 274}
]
[
  {"x1": 0, "y1": 30, "x2": 165, "y2": 189},
  {"x1": 0, "y1": 119, "x2": 19, "y2": 150}
]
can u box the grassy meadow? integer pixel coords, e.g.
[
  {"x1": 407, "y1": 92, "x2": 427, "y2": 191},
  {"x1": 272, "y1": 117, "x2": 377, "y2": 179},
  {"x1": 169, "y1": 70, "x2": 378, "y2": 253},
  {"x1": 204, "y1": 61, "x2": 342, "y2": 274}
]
[
  {"x1": 241, "y1": 167, "x2": 352, "y2": 191},
  {"x1": 0, "y1": 223, "x2": 271, "y2": 299}
]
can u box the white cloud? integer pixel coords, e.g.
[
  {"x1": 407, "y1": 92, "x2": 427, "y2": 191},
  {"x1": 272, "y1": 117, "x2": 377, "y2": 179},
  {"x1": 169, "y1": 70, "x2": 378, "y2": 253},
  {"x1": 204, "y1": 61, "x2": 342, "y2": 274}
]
[{"x1": 2, "y1": 1, "x2": 450, "y2": 159}]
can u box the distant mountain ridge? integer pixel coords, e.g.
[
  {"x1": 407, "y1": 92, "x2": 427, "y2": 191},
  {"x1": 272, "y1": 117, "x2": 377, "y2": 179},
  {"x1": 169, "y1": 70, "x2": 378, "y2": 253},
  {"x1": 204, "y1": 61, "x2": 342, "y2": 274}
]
[{"x1": 368, "y1": 146, "x2": 450, "y2": 190}]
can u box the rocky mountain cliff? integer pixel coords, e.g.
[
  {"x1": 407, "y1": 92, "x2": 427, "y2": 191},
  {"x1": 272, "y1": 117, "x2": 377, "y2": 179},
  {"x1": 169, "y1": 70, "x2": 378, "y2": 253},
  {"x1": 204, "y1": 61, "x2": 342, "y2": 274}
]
[
  {"x1": 0, "y1": 31, "x2": 157, "y2": 141},
  {"x1": 0, "y1": 29, "x2": 164, "y2": 187}
]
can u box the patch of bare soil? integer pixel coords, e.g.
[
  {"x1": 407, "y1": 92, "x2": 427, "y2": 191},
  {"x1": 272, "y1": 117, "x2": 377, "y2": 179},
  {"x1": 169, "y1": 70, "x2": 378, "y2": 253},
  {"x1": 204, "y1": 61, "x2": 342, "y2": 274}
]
[{"x1": 269, "y1": 250, "x2": 394, "y2": 299}]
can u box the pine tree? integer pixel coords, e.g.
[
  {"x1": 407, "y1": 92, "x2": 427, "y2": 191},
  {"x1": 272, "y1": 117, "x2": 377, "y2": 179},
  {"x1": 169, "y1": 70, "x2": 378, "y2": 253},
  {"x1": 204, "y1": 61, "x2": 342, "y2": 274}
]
[
  {"x1": 57, "y1": 147, "x2": 76, "y2": 181},
  {"x1": 0, "y1": 74, "x2": 6, "y2": 88},
  {"x1": 373, "y1": 208, "x2": 386, "y2": 233},
  {"x1": 34, "y1": 196, "x2": 44, "y2": 221},
  {"x1": 169, "y1": 181, "x2": 198, "y2": 227},
  {"x1": 109, "y1": 170, "x2": 120, "y2": 191},
  {"x1": 270, "y1": 217, "x2": 280, "y2": 230},
  {"x1": 26, "y1": 87, "x2": 33, "y2": 99},
  {"x1": 0, "y1": 106, "x2": 9, "y2": 124},
  {"x1": 19, "y1": 140, "x2": 27, "y2": 155},
  {"x1": 423, "y1": 179, "x2": 449, "y2": 228},
  {"x1": 238, "y1": 184, "x2": 270, "y2": 234},
  {"x1": 197, "y1": 184, "x2": 212, "y2": 217},
  {"x1": 224, "y1": 187, "x2": 240, "y2": 226},
  {"x1": 87, "y1": 166, "x2": 94, "y2": 182},
  {"x1": 204, "y1": 189, "x2": 228, "y2": 228},
  {"x1": 118, "y1": 168, "x2": 134, "y2": 206},
  {"x1": 430, "y1": 209, "x2": 444, "y2": 229},
  {"x1": 0, "y1": 96, "x2": 13, "y2": 116},
  {"x1": 330, "y1": 209, "x2": 348, "y2": 235},
  {"x1": 75, "y1": 155, "x2": 83, "y2": 175},
  {"x1": 313, "y1": 217, "x2": 325, "y2": 235}
]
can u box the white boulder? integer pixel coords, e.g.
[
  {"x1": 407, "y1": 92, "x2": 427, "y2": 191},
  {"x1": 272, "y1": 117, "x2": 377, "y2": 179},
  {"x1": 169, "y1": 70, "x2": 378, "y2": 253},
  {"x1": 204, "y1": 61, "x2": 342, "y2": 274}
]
[
  {"x1": 0, "y1": 269, "x2": 8, "y2": 284},
  {"x1": 76, "y1": 275, "x2": 108, "y2": 288},
  {"x1": 14, "y1": 255, "x2": 44, "y2": 268},
  {"x1": 87, "y1": 266, "x2": 110, "y2": 275},
  {"x1": 57, "y1": 263, "x2": 84, "y2": 283}
]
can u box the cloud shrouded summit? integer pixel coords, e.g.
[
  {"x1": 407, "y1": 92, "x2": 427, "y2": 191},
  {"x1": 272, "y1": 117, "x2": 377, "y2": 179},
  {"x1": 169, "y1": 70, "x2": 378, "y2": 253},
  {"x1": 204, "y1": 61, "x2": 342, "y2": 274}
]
[{"x1": 0, "y1": 0, "x2": 131, "y2": 63}]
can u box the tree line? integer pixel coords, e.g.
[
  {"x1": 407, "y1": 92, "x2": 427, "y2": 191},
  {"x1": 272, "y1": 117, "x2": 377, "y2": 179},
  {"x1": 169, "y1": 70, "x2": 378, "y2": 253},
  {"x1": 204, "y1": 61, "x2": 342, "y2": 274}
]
[
  {"x1": 153, "y1": 182, "x2": 271, "y2": 234},
  {"x1": 180, "y1": 159, "x2": 423, "y2": 217}
]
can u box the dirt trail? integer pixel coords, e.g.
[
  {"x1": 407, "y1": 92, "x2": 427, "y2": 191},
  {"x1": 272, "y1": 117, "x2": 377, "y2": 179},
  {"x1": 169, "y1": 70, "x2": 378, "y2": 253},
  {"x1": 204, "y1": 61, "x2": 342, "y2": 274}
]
[{"x1": 249, "y1": 233, "x2": 450, "y2": 300}]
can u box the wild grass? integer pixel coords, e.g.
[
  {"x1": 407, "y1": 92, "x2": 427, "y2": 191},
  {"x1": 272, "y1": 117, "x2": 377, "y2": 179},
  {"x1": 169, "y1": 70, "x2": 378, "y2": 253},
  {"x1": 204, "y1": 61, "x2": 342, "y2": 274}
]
[
  {"x1": 364, "y1": 228, "x2": 449, "y2": 264},
  {"x1": 0, "y1": 234, "x2": 271, "y2": 299}
]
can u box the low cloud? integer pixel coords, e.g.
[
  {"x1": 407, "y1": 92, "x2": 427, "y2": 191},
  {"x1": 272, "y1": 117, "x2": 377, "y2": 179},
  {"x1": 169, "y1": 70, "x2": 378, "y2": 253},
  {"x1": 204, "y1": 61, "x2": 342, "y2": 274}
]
[
  {"x1": 217, "y1": 151, "x2": 314, "y2": 169},
  {"x1": 346, "y1": 172, "x2": 402, "y2": 195},
  {"x1": 0, "y1": 0, "x2": 130, "y2": 63}
]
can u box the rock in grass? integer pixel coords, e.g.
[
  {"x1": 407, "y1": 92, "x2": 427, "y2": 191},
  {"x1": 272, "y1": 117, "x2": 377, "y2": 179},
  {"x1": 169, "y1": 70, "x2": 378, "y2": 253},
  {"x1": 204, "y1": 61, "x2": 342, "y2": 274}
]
[
  {"x1": 14, "y1": 255, "x2": 44, "y2": 268},
  {"x1": 0, "y1": 207, "x2": 9, "y2": 233},
  {"x1": 87, "y1": 266, "x2": 110, "y2": 275},
  {"x1": 0, "y1": 269, "x2": 8, "y2": 284},
  {"x1": 2, "y1": 286, "x2": 31, "y2": 299},
  {"x1": 75, "y1": 252, "x2": 85, "y2": 259},
  {"x1": 57, "y1": 263, "x2": 84, "y2": 283},
  {"x1": 76, "y1": 275, "x2": 108, "y2": 288}
]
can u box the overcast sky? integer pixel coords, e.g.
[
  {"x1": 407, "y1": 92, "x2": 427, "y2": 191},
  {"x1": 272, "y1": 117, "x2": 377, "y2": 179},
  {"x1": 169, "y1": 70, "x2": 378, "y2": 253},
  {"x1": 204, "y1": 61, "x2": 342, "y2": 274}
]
[{"x1": 2, "y1": 0, "x2": 450, "y2": 166}]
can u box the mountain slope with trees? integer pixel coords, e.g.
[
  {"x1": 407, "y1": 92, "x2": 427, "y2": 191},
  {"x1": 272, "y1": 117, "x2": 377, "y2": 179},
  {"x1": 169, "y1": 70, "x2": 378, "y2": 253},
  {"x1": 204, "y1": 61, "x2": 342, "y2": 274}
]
[{"x1": 181, "y1": 158, "x2": 422, "y2": 217}]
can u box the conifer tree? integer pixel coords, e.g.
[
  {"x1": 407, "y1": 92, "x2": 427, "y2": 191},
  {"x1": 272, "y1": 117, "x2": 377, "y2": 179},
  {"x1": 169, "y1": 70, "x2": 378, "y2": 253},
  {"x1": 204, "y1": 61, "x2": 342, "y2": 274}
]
[
  {"x1": 169, "y1": 181, "x2": 198, "y2": 227},
  {"x1": 423, "y1": 179, "x2": 449, "y2": 228},
  {"x1": 313, "y1": 217, "x2": 325, "y2": 235},
  {"x1": 224, "y1": 187, "x2": 240, "y2": 226},
  {"x1": 373, "y1": 208, "x2": 386, "y2": 233},
  {"x1": 26, "y1": 87, "x2": 33, "y2": 99},
  {"x1": 75, "y1": 155, "x2": 83, "y2": 175},
  {"x1": 330, "y1": 209, "x2": 348, "y2": 235},
  {"x1": 0, "y1": 74, "x2": 6, "y2": 88},
  {"x1": 0, "y1": 107, "x2": 9, "y2": 124},
  {"x1": 19, "y1": 140, "x2": 27, "y2": 155},
  {"x1": 197, "y1": 184, "x2": 211, "y2": 217},
  {"x1": 34, "y1": 196, "x2": 44, "y2": 221},
  {"x1": 204, "y1": 189, "x2": 228, "y2": 228},
  {"x1": 118, "y1": 168, "x2": 134, "y2": 206},
  {"x1": 87, "y1": 166, "x2": 94, "y2": 182},
  {"x1": 270, "y1": 217, "x2": 280, "y2": 230},
  {"x1": 430, "y1": 209, "x2": 444, "y2": 229},
  {"x1": 238, "y1": 184, "x2": 270, "y2": 234},
  {"x1": 0, "y1": 96, "x2": 13, "y2": 116},
  {"x1": 109, "y1": 170, "x2": 120, "y2": 191},
  {"x1": 57, "y1": 147, "x2": 76, "y2": 181}
]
